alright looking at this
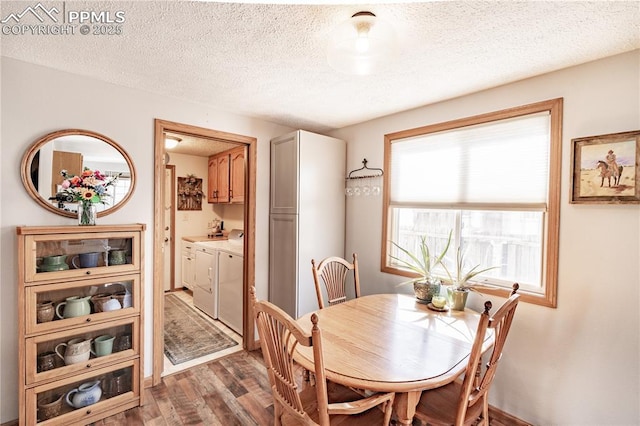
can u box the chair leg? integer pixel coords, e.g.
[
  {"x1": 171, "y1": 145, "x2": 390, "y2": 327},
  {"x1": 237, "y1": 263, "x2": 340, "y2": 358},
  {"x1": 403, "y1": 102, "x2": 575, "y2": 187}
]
[
  {"x1": 274, "y1": 401, "x2": 283, "y2": 426},
  {"x1": 481, "y1": 396, "x2": 490, "y2": 426},
  {"x1": 382, "y1": 400, "x2": 394, "y2": 426}
]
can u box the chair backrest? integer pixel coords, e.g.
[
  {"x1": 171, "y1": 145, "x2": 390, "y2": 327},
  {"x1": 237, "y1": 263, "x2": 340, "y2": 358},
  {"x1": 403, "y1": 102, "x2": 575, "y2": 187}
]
[
  {"x1": 311, "y1": 254, "x2": 361, "y2": 309},
  {"x1": 456, "y1": 284, "x2": 520, "y2": 422},
  {"x1": 252, "y1": 289, "x2": 331, "y2": 425}
]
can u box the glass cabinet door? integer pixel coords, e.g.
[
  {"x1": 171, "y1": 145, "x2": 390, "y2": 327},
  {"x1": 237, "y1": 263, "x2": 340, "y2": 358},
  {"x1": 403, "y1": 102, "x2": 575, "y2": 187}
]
[
  {"x1": 26, "y1": 360, "x2": 139, "y2": 425},
  {"x1": 26, "y1": 317, "x2": 139, "y2": 385},
  {"x1": 23, "y1": 230, "x2": 141, "y2": 283},
  {"x1": 25, "y1": 275, "x2": 139, "y2": 335}
]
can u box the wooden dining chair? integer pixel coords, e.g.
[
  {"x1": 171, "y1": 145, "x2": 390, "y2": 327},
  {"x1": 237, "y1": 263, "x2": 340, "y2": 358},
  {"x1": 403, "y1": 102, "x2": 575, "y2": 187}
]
[
  {"x1": 311, "y1": 254, "x2": 361, "y2": 309},
  {"x1": 252, "y1": 288, "x2": 395, "y2": 426},
  {"x1": 413, "y1": 283, "x2": 520, "y2": 426}
]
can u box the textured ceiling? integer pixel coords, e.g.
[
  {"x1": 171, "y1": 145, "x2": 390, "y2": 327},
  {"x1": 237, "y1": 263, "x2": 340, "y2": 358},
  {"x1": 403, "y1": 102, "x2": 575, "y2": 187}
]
[{"x1": 2, "y1": 1, "x2": 639, "y2": 135}]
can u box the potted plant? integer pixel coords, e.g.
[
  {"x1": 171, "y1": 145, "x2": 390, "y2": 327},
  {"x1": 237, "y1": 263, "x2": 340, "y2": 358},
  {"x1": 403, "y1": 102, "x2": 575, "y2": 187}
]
[
  {"x1": 389, "y1": 231, "x2": 452, "y2": 304},
  {"x1": 442, "y1": 246, "x2": 497, "y2": 310}
]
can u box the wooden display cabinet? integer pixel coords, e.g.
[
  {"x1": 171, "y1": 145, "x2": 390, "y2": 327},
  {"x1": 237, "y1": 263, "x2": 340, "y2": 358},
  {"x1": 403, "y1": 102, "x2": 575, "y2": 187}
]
[{"x1": 16, "y1": 224, "x2": 145, "y2": 425}]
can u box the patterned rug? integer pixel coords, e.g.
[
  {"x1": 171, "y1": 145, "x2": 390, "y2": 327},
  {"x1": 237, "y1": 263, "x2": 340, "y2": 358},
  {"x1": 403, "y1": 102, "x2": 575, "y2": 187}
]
[{"x1": 164, "y1": 293, "x2": 238, "y2": 365}]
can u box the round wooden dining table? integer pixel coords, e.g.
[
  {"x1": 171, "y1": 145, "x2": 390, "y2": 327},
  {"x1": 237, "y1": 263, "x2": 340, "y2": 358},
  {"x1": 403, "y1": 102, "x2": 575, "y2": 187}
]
[{"x1": 293, "y1": 293, "x2": 494, "y2": 425}]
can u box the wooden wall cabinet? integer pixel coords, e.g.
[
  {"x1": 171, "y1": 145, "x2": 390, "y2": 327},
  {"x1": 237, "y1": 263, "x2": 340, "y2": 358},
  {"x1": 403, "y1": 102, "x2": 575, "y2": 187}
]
[
  {"x1": 207, "y1": 155, "x2": 218, "y2": 203},
  {"x1": 208, "y1": 153, "x2": 230, "y2": 203},
  {"x1": 229, "y1": 146, "x2": 245, "y2": 203},
  {"x1": 208, "y1": 146, "x2": 245, "y2": 204},
  {"x1": 17, "y1": 224, "x2": 145, "y2": 425}
]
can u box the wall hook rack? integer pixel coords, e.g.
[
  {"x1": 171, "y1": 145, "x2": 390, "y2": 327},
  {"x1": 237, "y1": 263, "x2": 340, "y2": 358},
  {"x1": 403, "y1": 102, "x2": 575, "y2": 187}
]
[
  {"x1": 345, "y1": 158, "x2": 383, "y2": 197},
  {"x1": 346, "y1": 158, "x2": 384, "y2": 180}
]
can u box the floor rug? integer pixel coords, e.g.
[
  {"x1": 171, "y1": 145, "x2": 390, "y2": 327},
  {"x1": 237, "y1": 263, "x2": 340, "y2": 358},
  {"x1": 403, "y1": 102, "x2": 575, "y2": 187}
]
[{"x1": 164, "y1": 293, "x2": 238, "y2": 365}]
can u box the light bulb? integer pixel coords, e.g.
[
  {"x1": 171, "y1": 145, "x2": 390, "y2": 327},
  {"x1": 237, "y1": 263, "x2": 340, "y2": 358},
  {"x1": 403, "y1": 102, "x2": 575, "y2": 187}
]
[
  {"x1": 355, "y1": 34, "x2": 370, "y2": 53},
  {"x1": 327, "y1": 11, "x2": 397, "y2": 76}
]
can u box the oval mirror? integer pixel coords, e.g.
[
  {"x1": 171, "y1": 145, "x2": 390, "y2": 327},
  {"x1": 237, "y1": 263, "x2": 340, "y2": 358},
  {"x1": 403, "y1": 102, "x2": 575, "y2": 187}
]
[{"x1": 21, "y1": 129, "x2": 136, "y2": 218}]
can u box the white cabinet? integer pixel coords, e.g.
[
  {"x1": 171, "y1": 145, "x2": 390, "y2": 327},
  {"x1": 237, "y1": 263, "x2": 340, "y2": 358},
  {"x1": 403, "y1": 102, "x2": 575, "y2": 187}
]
[
  {"x1": 181, "y1": 241, "x2": 195, "y2": 290},
  {"x1": 269, "y1": 130, "x2": 346, "y2": 318},
  {"x1": 218, "y1": 250, "x2": 243, "y2": 335},
  {"x1": 193, "y1": 246, "x2": 218, "y2": 318}
]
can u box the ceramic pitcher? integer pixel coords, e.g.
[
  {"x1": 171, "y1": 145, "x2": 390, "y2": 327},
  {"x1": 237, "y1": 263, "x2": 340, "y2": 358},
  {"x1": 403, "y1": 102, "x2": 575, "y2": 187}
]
[
  {"x1": 55, "y1": 296, "x2": 91, "y2": 319},
  {"x1": 36, "y1": 254, "x2": 69, "y2": 272},
  {"x1": 65, "y1": 380, "x2": 102, "y2": 408},
  {"x1": 54, "y1": 337, "x2": 93, "y2": 365}
]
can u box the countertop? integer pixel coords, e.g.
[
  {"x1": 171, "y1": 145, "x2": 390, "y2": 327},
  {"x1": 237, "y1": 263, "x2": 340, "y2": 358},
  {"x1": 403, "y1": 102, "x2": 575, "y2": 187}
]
[{"x1": 182, "y1": 235, "x2": 228, "y2": 243}]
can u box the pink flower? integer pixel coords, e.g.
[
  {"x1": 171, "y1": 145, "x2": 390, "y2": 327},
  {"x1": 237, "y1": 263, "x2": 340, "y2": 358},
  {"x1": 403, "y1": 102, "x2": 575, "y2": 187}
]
[{"x1": 61, "y1": 180, "x2": 70, "y2": 189}]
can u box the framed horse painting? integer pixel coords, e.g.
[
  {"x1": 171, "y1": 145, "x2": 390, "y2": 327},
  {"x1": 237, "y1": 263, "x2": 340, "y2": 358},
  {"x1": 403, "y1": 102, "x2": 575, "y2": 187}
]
[{"x1": 570, "y1": 130, "x2": 640, "y2": 204}]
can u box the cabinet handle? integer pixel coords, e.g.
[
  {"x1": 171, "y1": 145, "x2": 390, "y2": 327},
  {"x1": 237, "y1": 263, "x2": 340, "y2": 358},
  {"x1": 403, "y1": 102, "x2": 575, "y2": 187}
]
[
  {"x1": 86, "y1": 318, "x2": 91, "y2": 322},
  {"x1": 86, "y1": 271, "x2": 91, "y2": 275},
  {"x1": 86, "y1": 410, "x2": 92, "y2": 415},
  {"x1": 86, "y1": 364, "x2": 92, "y2": 368}
]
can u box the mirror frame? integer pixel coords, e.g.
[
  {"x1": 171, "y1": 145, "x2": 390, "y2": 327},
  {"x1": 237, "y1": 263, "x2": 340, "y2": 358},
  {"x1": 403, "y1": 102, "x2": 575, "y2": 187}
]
[{"x1": 21, "y1": 129, "x2": 137, "y2": 218}]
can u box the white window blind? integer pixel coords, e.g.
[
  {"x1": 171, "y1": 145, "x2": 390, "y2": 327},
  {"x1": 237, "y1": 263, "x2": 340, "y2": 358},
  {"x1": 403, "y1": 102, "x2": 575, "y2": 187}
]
[{"x1": 390, "y1": 112, "x2": 550, "y2": 208}]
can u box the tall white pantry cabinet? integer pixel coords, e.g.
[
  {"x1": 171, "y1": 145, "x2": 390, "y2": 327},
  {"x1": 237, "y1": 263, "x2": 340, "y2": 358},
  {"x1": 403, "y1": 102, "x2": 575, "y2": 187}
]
[{"x1": 269, "y1": 130, "x2": 346, "y2": 318}]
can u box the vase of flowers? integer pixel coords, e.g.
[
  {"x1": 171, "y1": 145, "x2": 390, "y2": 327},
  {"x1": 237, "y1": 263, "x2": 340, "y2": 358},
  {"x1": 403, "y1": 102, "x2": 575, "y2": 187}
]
[
  {"x1": 77, "y1": 201, "x2": 97, "y2": 226},
  {"x1": 58, "y1": 168, "x2": 120, "y2": 226}
]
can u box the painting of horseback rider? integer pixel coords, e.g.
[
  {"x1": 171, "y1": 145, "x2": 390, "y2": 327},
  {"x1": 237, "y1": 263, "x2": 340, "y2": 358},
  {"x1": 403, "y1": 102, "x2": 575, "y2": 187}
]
[
  {"x1": 570, "y1": 130, "x2": 640, "y2": 204},
  {"x1": 597, "y1": 148, "x2": 623, "y2": 187}
]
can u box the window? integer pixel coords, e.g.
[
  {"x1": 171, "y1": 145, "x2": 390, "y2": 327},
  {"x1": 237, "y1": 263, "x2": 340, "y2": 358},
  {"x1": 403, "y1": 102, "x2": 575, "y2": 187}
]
[{"x1": 382, "y1": 99, "x2": 562, "y2": 307}]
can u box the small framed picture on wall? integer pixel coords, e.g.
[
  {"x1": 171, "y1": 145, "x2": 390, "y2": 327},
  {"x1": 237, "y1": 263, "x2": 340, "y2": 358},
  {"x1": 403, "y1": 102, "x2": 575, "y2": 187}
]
[{"x1": 570, "y1": 130, "x2": 640, "y2": 204}]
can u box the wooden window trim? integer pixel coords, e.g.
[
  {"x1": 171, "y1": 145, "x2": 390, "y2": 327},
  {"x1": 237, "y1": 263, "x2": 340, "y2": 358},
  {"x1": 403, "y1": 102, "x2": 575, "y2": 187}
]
[{"x1": 381, "y1": 98, "x2": 563, "y2": 308}]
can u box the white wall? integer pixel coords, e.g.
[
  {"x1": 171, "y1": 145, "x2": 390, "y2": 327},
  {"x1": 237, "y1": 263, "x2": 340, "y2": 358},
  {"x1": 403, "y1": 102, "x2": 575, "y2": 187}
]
[
  {"x1": 0, "y1": 57, "x2": 293, "y2": 422},
  {"x1": 330, "y1": 50, "x2": 640, "y2": 425},
  {"x1": 167, "y1": 152, "x2": 216, "y2": 289},
  {"x1": 170, "y1": 152, "x2": 213, "y2": 236}
]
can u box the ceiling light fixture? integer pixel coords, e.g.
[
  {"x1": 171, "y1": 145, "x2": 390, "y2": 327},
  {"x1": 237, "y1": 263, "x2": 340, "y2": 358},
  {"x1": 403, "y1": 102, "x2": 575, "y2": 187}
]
[
  {"x1": 327, "y1": 11, "x2": 397, "y2": 76},
  {"x1": 165, "y1": 135, "x2": 182, "y2": 150}
]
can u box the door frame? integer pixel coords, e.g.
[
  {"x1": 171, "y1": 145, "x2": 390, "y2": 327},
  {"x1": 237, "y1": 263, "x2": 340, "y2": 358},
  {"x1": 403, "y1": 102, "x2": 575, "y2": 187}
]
[
  {"x1": 152, "y1": 119, "x2": 257, "y2": 385},
  {"x1": 164, "y1": 164, "x2": 176, "y2": 291}
]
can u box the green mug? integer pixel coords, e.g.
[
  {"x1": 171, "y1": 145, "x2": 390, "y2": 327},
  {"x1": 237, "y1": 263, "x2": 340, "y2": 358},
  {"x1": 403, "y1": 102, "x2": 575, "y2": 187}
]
[
  {"x1": 108, "y1": 250, "x2": 127, "y2": 266},
  {"x1": 93, "y1": 335, "x2": 115, "y2": 357}
]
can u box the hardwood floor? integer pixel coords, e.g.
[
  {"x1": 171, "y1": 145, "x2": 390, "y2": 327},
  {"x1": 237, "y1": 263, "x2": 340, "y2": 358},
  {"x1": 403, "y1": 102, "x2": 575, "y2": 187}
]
[
  {"x1": 95, "y1": 350, "x2": 273, "y2": 425},
  {"x1": 94, "y1": 350, "x2": 527, "y2": 426}
]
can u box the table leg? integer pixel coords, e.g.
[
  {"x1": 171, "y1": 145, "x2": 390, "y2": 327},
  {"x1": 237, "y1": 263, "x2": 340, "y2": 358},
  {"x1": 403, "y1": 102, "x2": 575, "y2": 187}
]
[{"x1": 393, "y1": 390, "x2": 421, "y2": 425}]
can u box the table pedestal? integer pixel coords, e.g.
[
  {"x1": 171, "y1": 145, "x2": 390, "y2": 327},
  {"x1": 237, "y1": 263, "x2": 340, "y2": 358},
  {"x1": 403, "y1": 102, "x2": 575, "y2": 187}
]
[{"x1": 394, "y1": 390, "x2": 421, "y2": 425}]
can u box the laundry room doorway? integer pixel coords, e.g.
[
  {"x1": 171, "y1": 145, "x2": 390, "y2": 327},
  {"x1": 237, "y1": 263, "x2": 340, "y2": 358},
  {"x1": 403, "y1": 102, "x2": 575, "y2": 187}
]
[{"x1": 152, "y1": 119, "x2": 257, "y2": 384}]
